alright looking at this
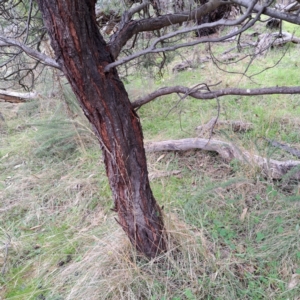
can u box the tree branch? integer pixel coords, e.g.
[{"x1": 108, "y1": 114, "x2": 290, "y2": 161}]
[
  {"x1": 0, "y1": 89, "x2": 37, "y2": 103},
  {"x1": 106, "y1": 0, "x2": 262, "y2": 71},
  {"x1": 0, "y1": 35, "x2": 61, "y2": 69},
  {"x1": 109, "y1": 0, "x2": 300, "y2": 61},
  {"x1": 127, "y1": 0, "x2": 150, "y2": 20},
  {"x1": 109, "y1": 0, "x2": 229, "y2": 59},
  {"x1": 232, "y1": 0, "x2": 300, "y2": 25},
  {"x1": 132, "y1": 85, "x2": 300, "y2": 108}
]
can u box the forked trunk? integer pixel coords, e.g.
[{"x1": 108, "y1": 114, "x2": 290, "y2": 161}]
[{"x1": 37, "y1": 0, "x2": 166, "y2": 258}]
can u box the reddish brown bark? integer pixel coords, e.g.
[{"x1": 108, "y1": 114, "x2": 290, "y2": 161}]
[{"x1": 36, "y1": 0, "x2": 166, "y2": 258}]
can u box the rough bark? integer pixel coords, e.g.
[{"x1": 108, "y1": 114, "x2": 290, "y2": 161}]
[
  {"x1": 36, "y1": 0, "x2": 166, "y2": 258},
  {"x1": 195, "y1": 0, "x2": 232, "y2": 37}
]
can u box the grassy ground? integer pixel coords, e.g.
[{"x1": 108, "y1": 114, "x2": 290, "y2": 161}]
[{"x1": 1, "y1": 23, "x2": 300, "y2": 300}]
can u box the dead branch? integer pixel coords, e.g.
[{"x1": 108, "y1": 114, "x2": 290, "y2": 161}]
[
  {"x1": 195, "y1": 117, "x2": 253, "y2": 136},
  {"x1": 0, "y1": 89, "x2": 37, "y2": 103},
  {"x1": 109, "y1": 0, "x2": 230, "y2": 59},
  {"x1": 195, "y1": 117, "x2": 218, "y2": 137},
  {"x1": 109, "y1": 0, "x2": 300, "y2": 61},
  {"x1": 149, "y1": 170, "x2": 181, "y2": 180},
  {"x1": 266, "y1": 138, "x2": 300, "y2": 159},
  {"x1": 106, "y1": 0, "x2": 263, "y2": 69},
  {"x1": 145, "y1": 138, "x2": 300, "y2": 180},
  {"x1": 283, "y1": 1, "x2": 300, "y2": 12},
  {"x1": 232, "y1": 0, "x2": 300, "y2": 25},
  {"x1": 0, "y1": 35, "x2": 61, "y2": 69},
  {"x1": 172, "y1": 57, "x2": 210, "y2": 72},
  {"x1": 132, "y1": 85, "x2": 300, "y2": 109},
  {"x1": 256, "y1": 32, "x2": 300, "y2": 56}
]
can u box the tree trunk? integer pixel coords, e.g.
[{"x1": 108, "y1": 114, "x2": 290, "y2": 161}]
[
  {"x1": 36, "y1": 0, "x2": 166, "y2": 258},
  {"x1": 195, "y1": 0, "x2": 232, "y2": 37}
]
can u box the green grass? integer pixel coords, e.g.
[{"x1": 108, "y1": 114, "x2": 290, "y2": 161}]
[
  {"x1": 1, "y1": 21, "x2": 300, "y2": 300},
  {"x1": 283, "y1": 20, "x2": 300, "y2": 36}
]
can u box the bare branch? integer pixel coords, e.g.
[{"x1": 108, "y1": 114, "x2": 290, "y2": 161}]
[
  {"x1": 106, "y1": 0, "x2": 262, "y2": 71},
  {"x1": 0, "y1": 35, "x2": 61, "y2": 69},
  {"x1": 232, "y1": 0, "x2": 300, "y2": 25},
  {"x1": 108, "y1": 0, "x2": 300, "y2": 62},
  {"x1": 132, "y1": 85, "x2": 300, "y2": 108},
  {"x1": 127, "y1": 0, "x2": 150, "y2": 20},
  {"x1": 23, "y1": 0, "x2": 34, "y2": 44},
  {"x1": 109, "y1": 0, "x2": 230, "y2": 59}
]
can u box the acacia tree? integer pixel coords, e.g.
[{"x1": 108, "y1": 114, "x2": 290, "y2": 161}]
[{"x1": 1, "y1": 0, "x2": 300, "y2": 258}]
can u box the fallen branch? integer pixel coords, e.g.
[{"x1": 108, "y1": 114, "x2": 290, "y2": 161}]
[
  {"x1": 145, "y1": 138, "x2": 300, "y2": 179},
  {"x1": 195, "y1": 117, "x2": 253, "y2": 136},
  {"x1": 172, "y1": 57, "x2": 210, "y2": 73},
  {"x1": 195, "y1": 117, "x2": 219, "y2": 137},
  {"x1": 0, "y1": 89, "x2": 37, "y2": 103},
  {"x1": 256, "y1": 32, "x2": 300, "y2": 56},
  {"x1": 149, "y1": 170, "x2": 181, "y2": 180},
  {"x1": 266, "y1": 138, "x2": 300, "y2": 159},
  {"x1": 233, "y1": 0, "x2": 300, "y2": 25}
]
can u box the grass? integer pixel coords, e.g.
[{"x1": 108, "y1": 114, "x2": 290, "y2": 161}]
[{"x1": 1, "y1": 21, "x2": 300, "y2": 300}]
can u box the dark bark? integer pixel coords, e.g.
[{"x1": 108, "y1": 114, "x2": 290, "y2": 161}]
[
  {"x1": 36, "y1": 0, "x2": 166, "y2": 258},
  {"x1": 195, "y1": 0, "x2": 232, "y2": 37}
]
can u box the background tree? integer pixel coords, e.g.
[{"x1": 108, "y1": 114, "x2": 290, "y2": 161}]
[{"x1": 1, "y1": 0, "x2": 300, "y2": 259}]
